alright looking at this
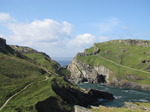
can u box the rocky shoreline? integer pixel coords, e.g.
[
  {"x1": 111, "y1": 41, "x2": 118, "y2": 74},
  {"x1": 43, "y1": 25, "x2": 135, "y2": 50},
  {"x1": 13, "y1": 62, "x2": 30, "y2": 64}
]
[
  {"x1": 67, "y1": 58, "x2": 115, "y2": 84},
  {"x1": 67, "y1": 58, "x2": 150, "y2": 91}
]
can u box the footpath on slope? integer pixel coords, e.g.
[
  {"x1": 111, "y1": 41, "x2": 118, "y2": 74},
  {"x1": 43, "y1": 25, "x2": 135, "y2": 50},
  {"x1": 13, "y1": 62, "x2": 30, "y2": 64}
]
[
  {"x1": 97, "y1": 54, "x2": 150, "y2": 75},
  {"x1": 0, "y1": 76, "x2": 49, "y2": 111}
]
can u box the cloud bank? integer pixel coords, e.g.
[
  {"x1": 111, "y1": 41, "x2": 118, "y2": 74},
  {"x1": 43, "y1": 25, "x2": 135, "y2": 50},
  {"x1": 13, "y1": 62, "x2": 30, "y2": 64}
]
[
  {"x1": 8, "y1": 19, "x2": 72, "y2": 44},
  {"x1": 0, "y1": 13, "x2": 98, "y2": 57},
  {"x1": 0, "y1": 13, "x2": 15, "y2": 22}
]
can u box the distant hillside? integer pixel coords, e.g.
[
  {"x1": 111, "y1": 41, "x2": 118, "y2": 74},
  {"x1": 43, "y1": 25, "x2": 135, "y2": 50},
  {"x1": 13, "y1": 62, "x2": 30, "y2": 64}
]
[
  {"x1": 11, "y1": 45, "x2": 60, "y2": 72},
  {"x1": 0, "y1": 38, "x2": 114, "y2": 112},
  {"x1": 68, "y1": 39, "x2": 150, "y2": 91}
]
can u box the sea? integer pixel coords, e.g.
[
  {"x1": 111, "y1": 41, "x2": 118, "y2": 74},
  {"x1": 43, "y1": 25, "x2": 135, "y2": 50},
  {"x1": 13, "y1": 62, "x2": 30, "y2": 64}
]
[{"x1": 53, "y1": 57, "x2": 150, "y2": 107}]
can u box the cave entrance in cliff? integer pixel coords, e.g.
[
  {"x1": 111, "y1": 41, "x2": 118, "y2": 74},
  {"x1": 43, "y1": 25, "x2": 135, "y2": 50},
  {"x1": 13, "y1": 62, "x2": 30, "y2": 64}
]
[{"x1": 97, "y1": 74, "x2": 106, "y2": 83}]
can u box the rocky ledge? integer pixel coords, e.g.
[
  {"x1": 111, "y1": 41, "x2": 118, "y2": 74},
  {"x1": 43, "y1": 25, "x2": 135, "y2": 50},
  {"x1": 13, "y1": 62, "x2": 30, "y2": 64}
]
[
  {"x1": 124, "y1": 102, "x2": 150, "y2": 111},
  {"x1": 52, "y1": 78, "x2": 114, "y2": 106},
  {"x1": 111, "y1": 39, "x2": 150, "y2": 47},
  {"x1": 67, "y1": 58, "x2": 150, "y2": 91},
  {"x1": 36, "y1": 78, "x2": 114, "y2": 112},
  {"x1": 67, "y1": 58, "x2": 115, "y2": 84}
]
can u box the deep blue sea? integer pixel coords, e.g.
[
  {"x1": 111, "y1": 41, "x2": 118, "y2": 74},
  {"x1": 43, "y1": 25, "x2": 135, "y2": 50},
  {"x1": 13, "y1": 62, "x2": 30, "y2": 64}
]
[
  {"x1": 78, "y1": 83, "x2": 150, "y2": 107},
  {"x1": 53, "y1": 57, "x2": 150, "y2": 107},
  {"x1": 52, "y1": 57, "x2": 73, "y2": 67}
]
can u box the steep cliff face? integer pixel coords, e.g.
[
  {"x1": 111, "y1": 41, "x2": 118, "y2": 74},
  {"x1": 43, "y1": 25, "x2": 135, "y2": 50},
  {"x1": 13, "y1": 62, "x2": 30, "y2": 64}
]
[
  {"x1": 0, "y1": 38, "x2": 6, "y2": 49},
  {"x1": 67, "y1": 58, "x2": 115, "y2": 84},
  {"x1": 112, "y1": 39, "x2": 150, "y2": 47},
  {"x1": 68, "y1": 39, "x2": 150, "y2": 91},
  {"x1": 68, "y1": 58, "x2": 150, "y2": 91}
]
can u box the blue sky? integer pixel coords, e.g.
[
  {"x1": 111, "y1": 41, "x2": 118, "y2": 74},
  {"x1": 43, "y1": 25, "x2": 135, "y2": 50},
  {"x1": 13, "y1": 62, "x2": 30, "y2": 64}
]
[{"x1": 0, "y1": 0, "x2": 150, "y2": 57}]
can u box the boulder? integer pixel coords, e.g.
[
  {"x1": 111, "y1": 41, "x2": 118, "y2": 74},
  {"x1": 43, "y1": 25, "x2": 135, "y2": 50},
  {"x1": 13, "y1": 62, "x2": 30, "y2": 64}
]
[
  {"x1": 87, "y1": 89, "x2": 114, "y2": 100},
  {"x1": 51, "y1": 78, "x2": 114, "y2": 107}
]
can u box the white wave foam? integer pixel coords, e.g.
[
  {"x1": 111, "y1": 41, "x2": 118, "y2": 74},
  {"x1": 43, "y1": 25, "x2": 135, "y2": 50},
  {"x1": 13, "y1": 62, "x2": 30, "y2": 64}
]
[
  {"x1": 139, "y1": 99, "x2": 148, "y2": 102},
  {"x1": 114, "y1": 96, "x2": 122, "y2": 99}
]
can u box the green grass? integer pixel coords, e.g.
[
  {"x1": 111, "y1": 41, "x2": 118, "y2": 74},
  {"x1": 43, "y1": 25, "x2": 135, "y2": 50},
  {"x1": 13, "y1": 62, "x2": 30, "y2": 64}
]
[
  {"x1": 0, "y1": 52, "x2": 47, "y2": 107},
  {"x1": 0, "y1": 45, "x2": 74, "y2": 112},
  {"x1": 10, "y1": 45, "x2": 34, "y2": 52},
  {"x1": 10, "y1": 45, "x2": 60, "y2": 72},
  {"x1": 57, "y1": 67, "x2": 71, "y2": 78},
  {"x1": 23, "y1": 53, "x2": 59, "y2": 72},
  {"x1": 1, "y1": 75, "x2": 74, "y2": 112},
  {"x1": 1, "y1": 76, "x2": 55, "y2": 112},
  {"x1": 77, "y1": 40, "x2": 150, "y2": 85}
]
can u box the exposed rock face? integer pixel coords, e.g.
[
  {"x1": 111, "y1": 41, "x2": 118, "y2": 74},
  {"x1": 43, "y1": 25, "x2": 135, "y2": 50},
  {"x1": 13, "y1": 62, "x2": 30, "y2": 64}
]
[
  {"x1": 74, "y1": 105, "x2": 91, "y2": 112},
  {"x1": 124, "y1": 102, "x2": 150, "y2": 111},
  {"x1": 67, "y1": 58, "x2": 115, "y2": 84},
  {"x1": 12, "y1": 45, "x2": 38, "y2": 53},
  {"x1": 87, "y1": 89, "x2": 114, "y2": 100},
  {"x1": 67, "y1": 58, "x2": 150, "y2": 91},
  {"x1": 146, "y1": 65, "x2": 150, "y2": 71},
  {"x1": 0, "y1": 37, "x2": 6, "y2": 50},
  {"x1": 51, "y1": 78, "x2": 114, "y2": 108},
  {"x1": 109, "y1": 79, "x2": 150, "y2": 91},
  {"x1": 77, "y1": 49, "x2": 100, "y2": 57},
  {"x1": 111, "y1": 39, "x2": 150, "y2": 47}
]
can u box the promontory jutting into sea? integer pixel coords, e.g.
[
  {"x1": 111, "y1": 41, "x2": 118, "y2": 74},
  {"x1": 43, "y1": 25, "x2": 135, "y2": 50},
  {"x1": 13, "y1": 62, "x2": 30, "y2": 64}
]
[{"x1": 0, "y1": 0, "x2": 150, "y2": 111}]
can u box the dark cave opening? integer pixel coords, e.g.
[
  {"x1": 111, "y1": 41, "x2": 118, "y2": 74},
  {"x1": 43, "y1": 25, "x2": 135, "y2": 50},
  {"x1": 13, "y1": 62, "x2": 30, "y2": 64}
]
[
  {"x1": 97, "y1": 74, "x2": 106, "y2": 83},
  {"x1": 81, "y1": 78, "x2": 88, "y2": 83}
]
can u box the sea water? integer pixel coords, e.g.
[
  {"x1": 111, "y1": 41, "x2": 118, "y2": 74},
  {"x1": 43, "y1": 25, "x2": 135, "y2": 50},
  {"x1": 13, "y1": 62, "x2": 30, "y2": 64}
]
[
  {"x1": 54, "y1": 57, "x2": 150, "y2": 107},
  {"x1": 78, "y1": 83, "x2": 150, "y2": 107},
  {"x1": 52, "y1": 57, "x2": 72, "y2": 67}
]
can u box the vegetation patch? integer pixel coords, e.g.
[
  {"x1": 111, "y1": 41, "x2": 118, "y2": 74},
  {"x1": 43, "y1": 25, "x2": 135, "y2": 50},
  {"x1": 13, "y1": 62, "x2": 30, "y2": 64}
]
[{"x1": 76, "y1": 40, "x2": 150, "y2": 85}]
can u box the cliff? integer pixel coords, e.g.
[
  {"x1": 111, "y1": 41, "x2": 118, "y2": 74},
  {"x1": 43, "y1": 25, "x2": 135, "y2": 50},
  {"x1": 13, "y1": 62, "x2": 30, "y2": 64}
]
[
  {"x1": 0, "y1": 38, "x2": 114, "y2": 112},
  {"x1": 68, "y1": 39, "x2": 150, "y2": 91},
  {"x1": 111, "y1": 39, "x2": 150, "y2": 47},
  {"x1": 68, "y1": 58, "x2": 115, "y2": 84},
  {"x1": 0, "y1": 37, "x2": 6, "y2": 49}
]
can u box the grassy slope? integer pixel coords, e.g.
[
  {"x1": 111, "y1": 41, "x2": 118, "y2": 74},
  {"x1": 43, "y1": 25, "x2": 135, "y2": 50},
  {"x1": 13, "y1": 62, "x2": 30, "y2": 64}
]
[
  {"x1": 1, "y1": 76, "x2": 73, "y2": 112},
  {"x1": 23, "y1": 53, "x2": 59, "y2": 72},
  {"x1": 10, "y1": 45, "x2": 60, "y2": 72},
  {"x1": 0, "y1": 52, "x2": 47, "y2": 108},
  {"x1": 0, "y1": 46, "x2": 73, "y2": 112},
  {"x1": 77, "y1": 40, "x2": 150, "y2": 85}
]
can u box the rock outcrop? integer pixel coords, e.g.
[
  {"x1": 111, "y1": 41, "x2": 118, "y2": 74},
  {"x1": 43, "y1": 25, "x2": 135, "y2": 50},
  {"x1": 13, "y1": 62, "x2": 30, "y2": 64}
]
[
  {"x1": 51, "y1": 78, "x2": 114, "y2": 107},
  {"x1": 11, "y1": 45, "x2": 38, "y2": 53},
  {"x1": 124, "y1": 102, "x2": 150, "y2": 111},
  {"x1": 68, "y1": 39, "x2": 150, "y2": 91},
  {"x1": 67, "y1": 58, "x2": 115, "y2": 84},
  {"x1": 111, "y1": 39, "x2": 150, "y2": 47},
  {"x1": 67, "y1": 57, "x2": 150, "y2": 91},
  {"x1": 109, "y1": 79, "x2": 150, "y2": 91},
  {"x1": 0, "y1": 37, "x2": 6, "y2": 50}
]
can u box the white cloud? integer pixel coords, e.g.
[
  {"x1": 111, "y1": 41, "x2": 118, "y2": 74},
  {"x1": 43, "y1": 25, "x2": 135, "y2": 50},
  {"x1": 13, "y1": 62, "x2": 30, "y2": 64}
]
[
  {"x1": 99, "y1": 17, "x2": 120, "y2": 33},
  {"x1": 7, "y1": 19, "x2": 72, "y2": 45},
  {"x1": 0, "y1": 13, "x2": 15, "y2": 22},
  {"x1": 68, "y1": 33, "x2": 95, "y2": 48},
  {"x1": 0, "y1": 13, "x2": 123, "y2": 57}
]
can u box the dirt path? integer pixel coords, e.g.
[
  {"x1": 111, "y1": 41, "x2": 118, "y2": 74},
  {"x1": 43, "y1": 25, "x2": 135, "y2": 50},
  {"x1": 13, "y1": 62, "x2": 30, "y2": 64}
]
[
  {"x1": 0, "y1": 76, "x2": 49, "y2": 111},
  {"x1": 98, "y1": 55, "x2": 150, "y2": 74}
]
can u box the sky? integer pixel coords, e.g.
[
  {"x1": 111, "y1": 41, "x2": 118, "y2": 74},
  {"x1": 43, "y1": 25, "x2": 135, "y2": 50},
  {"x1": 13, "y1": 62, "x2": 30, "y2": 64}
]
[{"x1": 0, "y1": 0, "x2": 150, "y2": 57}]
